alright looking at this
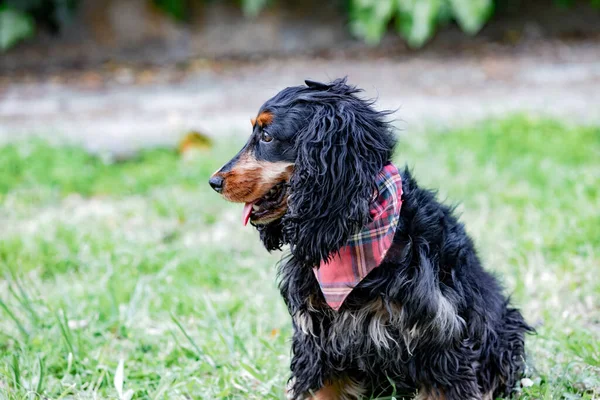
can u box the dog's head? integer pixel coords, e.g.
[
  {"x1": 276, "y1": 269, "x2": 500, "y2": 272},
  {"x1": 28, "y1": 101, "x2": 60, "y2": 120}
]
[{"x1": 210, "y1": 78, "x2": 396, "y2": 266}]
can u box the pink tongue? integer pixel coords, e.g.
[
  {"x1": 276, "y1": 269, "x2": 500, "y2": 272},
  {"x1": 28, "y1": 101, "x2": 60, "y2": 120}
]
[{"x1": 242, "y1": 202, "x2": 254, "y2": 226}]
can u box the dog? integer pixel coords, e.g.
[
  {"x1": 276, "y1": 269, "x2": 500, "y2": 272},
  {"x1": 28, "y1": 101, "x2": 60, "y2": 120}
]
[{"x1": 209, "y1": 78, "x2": 532, "y2": 399}]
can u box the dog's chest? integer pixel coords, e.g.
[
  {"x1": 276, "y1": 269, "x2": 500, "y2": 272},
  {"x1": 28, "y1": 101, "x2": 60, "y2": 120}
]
[{"x1": 294, "y1": 298, "x2": 416, "y2": 357}]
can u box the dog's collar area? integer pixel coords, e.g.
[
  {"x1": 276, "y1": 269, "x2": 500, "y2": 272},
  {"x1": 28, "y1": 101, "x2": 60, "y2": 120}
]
[{"x1": 314, "y1": 162, "x2": 403, "y2": 311}]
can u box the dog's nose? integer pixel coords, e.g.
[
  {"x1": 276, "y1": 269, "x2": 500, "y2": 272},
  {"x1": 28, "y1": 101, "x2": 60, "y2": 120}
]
[{"x1": 209, "y1": 175, "x2": 224, "y2": 193}]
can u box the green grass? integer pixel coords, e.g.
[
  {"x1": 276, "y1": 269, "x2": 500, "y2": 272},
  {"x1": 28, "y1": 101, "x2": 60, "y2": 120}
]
[{"x1": 0, "y1": 115, "x2": 599, "y2": 399}]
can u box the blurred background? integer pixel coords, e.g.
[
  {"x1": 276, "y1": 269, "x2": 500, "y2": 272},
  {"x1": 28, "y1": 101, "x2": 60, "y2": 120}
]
[
  {"x1": 0, "y1": 1, "x2": 599, "y2": 399},
  {"x1": 1, "y1": 0, "x2": 600, "y2": 154}
]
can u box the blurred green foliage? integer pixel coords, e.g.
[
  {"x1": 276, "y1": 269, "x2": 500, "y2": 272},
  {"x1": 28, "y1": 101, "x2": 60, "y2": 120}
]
[
  {"x1": 0, "y1": 0, "x2": 77, "y2": 50},
  {"x1": 348, "y1": 0, "x2": 599, "y2": 47},
  {"x1": 0, "y1": 6, "x2": 34, "y2": 50},
  {"x1": 349, "y1": 0, "x2": 491, "y2": 47},
  {"x1": 153, "y1": 0, "x2": 189, "y2": 20},
  {"x1": 1, "y1": 0, "x2": 599, "y2": 51},
  {"x1": 152, "y1": 0, "x2": 271, "y2": 20}
]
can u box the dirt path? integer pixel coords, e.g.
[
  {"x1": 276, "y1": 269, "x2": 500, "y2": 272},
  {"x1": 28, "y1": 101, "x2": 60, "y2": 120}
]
[{"x1": 1, "y1": 40, "x2": 599, "y2": 156}]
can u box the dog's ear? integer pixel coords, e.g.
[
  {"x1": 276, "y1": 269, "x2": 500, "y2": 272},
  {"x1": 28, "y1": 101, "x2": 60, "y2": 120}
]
[
  {"x1": 284, "y1": 79, "x2": 396, "y2": 266},
  {"x1": 304, "y1": 79, "x2": 332, "y2": 90}
]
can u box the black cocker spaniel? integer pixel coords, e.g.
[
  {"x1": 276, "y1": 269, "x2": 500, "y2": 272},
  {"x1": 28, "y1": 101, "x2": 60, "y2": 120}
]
[{"x1": 209, "y1": 78, "x2": 533, "y2": 400}]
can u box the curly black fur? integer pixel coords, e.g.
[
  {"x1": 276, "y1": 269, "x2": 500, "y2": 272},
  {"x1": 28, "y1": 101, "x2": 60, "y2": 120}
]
[
  {"x1": 214, "y1": 78, "x2": 533, "y2": 399},
  {"x1": 254, "y1": 79, "x2": 396, "y2": 267}
]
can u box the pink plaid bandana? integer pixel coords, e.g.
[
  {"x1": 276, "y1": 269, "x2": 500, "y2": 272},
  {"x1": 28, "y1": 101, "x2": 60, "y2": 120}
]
[{"x1": 314, "y1": 163, "x2": 403, "y2": 311}]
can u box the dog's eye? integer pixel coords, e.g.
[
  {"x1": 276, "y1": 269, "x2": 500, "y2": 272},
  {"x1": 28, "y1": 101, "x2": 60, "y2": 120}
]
[{"x1": 261, "y1": 131, "x2": 273, "y2": 143}]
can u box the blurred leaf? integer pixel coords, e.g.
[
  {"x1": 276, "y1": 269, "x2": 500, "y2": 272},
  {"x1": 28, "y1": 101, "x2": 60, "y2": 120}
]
[
  {"x1": 178, "y1": 131, "x2": 213, "y2": 159},
  {"x1": 553, "y1": 0, "x2": 574, "y2": 8},
  {"x1": 3, "y1": 0, "x2": 44, "y2": 13},
  {"x1": 436, "y1": 0, "x2": 453, "y2": 24},
  {"x1": 448, "y1": 0, "x2": 494, "y2": 34},
  {"x1": 114, "y1": 358, "x2": 134, "y2": 400},
  {"x1": 395, "y1": 0, "x2": 442, "y2": 47},
  {"x1": 152, "y1": 0, "x2": 187, "y2": 21},
  {"x1": 350, "y1": 0, "x2": 496, "y2": 47},
  {"x1": 349, "y1": 0, "x2": 395, "y2": 45},
  {"x1": 4, "y1": 0, "x2": 78, "y2": 34},
  {"x1": 0, "y1": 7, "x2": 35, "y2": 50},
  {"x1": 242, "y1": 0, "x2": 270, "y2": 17}
]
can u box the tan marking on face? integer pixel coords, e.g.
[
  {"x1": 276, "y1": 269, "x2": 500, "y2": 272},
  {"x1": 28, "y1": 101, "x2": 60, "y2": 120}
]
[
  {"x1": 214, "y1": 151, "x2": 293, "y2": 204},
  {"x1": 256, "y1": 111, "x2": 273, "y2": 127}
]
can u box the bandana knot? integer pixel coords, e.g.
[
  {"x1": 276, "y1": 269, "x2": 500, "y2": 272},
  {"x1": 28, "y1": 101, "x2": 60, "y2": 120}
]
[{"x1": 314, "y1": 163, "x2": 403, "y2": 311}]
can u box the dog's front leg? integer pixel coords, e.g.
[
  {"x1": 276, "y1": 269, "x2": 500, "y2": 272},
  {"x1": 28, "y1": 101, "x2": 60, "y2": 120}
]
[
  {"x1": 286, "y1": 327, "x2": 367, "y2": 399},
  {"x1": 286, "y1": 330, "x2": 327, "y2": 400},
  {"x1": 286, "y1": 332, "x2": 366, "y2": 400},
  {"x1": 415, "y1": 344, "x2": 483, "y2": 400}
]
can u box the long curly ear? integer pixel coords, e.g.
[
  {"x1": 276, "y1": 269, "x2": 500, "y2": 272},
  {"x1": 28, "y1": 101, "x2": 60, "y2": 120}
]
[{"x1": 284, "y1": 79, "x2": 396, "y2": 266}]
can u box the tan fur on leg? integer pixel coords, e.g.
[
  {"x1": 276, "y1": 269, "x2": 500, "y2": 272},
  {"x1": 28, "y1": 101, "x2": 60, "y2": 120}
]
[
  {"x1": 482, "y1": 391, "x2": 494, "y2": 400},
  {"x1": 309, "y1": 378, "x2": 365, "y2": 400},
  {"x1": 415, "y1": 387, "x2": 446, "y2": 400}
]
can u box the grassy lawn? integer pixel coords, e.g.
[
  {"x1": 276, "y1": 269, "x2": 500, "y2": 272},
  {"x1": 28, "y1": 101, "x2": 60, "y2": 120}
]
[{"x1": 0, "y1": 116, "x2": 598, "y2": 399}]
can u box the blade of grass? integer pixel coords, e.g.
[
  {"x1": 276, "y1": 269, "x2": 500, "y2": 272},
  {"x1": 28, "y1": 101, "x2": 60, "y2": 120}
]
[
  {"x1": 13, "y1": 276, "x2": 41, "y2": 325},
  {"x1": 167, "y1": 329, "x2": 201, "y2": 360},
  {"x1": 114, "y1": 358, "x2": 125, "y2": 399},
  {"x1": 151, "y1": 377, "x2": 176, "y2": 400},
  {"x1": 8, "y1": 283, "x2": 40, "y2": 328},
  {"x1": 35, "y1": 355, "x2": 45, "y2": 396},
  {"x1": 55, "y1": 383, "x2": 76, "y2": 400},
  {"x1": 201, "y1": 297, "x2": 237, "y2": 355},
  {"x1": 170, "y1": 312, "x2": 215, "y2": 368},
  {"x1": 93, "y1": 368, "x2": 107, "y2": 394},
  {"x1": 202, "y1": 297, "x2": 250, "y2": 357},
  {"x1": 11, "y1": 354, "x2": 20, "y2": 391},
  {"x1": 0, "y1": 298, "x2": 29, "y2": 339},
  {"x1": 54, "y1": 310, "x2": 76, "y2": 358}
]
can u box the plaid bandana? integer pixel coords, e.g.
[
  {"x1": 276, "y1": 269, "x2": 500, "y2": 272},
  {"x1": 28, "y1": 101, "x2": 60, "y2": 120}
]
[{"x1": 314, "y1": 163, "x2": 403, "y2": 311}]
